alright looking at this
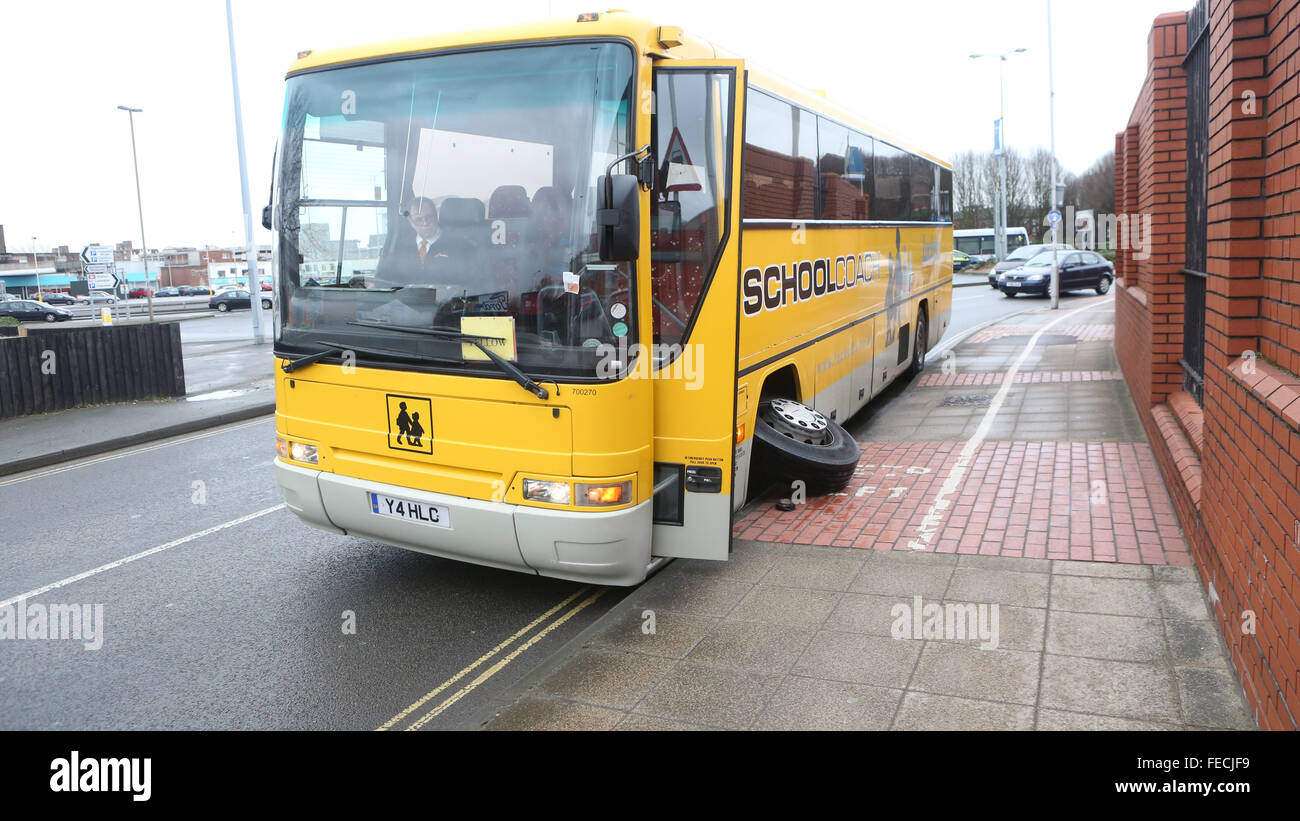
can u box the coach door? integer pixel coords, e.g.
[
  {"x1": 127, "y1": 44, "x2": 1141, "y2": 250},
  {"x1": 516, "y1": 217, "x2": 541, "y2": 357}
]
[{"x1": 647, "y1": 60, "x2": 744, "y2": 561}]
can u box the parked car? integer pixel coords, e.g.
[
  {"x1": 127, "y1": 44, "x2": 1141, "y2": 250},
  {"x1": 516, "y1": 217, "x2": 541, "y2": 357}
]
[
  {"x1": 36, "y1": 292, "x2": 77, "y2": 305},
  {"x1": 999, "y1": 250, "x2": 1115, "y2": 297},
  {"x1": 76, "y1": 291, "x2": 119, "y2": 305},
  {"x1": 0, "y1": 299, "x2": 73, "y2": 322},
  {"x1": 209, "y1": 290, "x2": 273, "y2": 312},
  {"x1": 128, "y1": 287, "x2": 155, "y2": 299},
  {"x1": 180, "y1": 285, "x2": 214, "y2": 296},
  {"x1": 153, "y1": 287, "x2": 183, "y2": 298},
  {"x1": 953, "y1": 249, "x2": 975, "y2": 272},
  {"x1": 989, "y1": 243, "x2": 1075, "y2": 287}
]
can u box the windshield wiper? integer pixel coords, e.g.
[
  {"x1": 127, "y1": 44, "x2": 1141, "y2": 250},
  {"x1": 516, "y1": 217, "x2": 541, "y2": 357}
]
[
  {"x1": 347, "y1": 320, "x2": 549, "y2": 399},
  {"x1": 281, "y1": 341, "x2": 460, "y2": 373}
]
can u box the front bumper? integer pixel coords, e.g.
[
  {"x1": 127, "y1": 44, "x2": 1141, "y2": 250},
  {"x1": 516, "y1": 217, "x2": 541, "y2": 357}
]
[
  {"x1": 275, "y1": 458, "x2": 653, "y2": 586},
  {"x1": 1001, "y1": 280, "x2": 1048, "y2": 295}
]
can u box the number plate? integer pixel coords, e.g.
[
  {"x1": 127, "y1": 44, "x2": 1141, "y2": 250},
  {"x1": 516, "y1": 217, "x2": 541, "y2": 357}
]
[
  {"x1": 369, "y1": 492, "x2": 451, "y2": 528},
  {"x1": 1005, "y1": 281, "x2": 1020, "y2": 288}
]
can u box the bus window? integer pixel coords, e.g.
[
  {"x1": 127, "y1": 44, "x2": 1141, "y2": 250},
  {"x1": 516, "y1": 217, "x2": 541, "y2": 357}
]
[
  {"x1": 938, "y1": 167, "x2": 953, "y2": 222},
  {"x1": 817, "y1": 118, "x2": 867, "y2": 220},
  {"x1": 650, "y1": 69, "x2": 732, "y2": 348},
  {"x1": 742, "y1": 90, "x2": 814, "y2": 221},
  {"x1": 871, "y1": 141, "x2": 908, "y2": 221},
  {"x1": 909, "y1": 156, "x2": 935, "y2": 222}
]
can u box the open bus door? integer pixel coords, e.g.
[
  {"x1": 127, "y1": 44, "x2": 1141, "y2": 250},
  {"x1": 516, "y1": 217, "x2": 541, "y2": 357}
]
[{"x1": 647, "y1": 59, "x2": 744, "y2": 561}]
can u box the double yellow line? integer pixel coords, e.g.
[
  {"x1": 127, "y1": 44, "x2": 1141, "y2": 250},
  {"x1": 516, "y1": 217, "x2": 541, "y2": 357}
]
[{"x1": 377, "y1": 585, "x2": 607, "y2": 731}]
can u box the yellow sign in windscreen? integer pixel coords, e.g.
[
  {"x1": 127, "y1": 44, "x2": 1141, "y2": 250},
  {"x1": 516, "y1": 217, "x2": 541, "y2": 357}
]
[{"x1": 460, "y1": 316, "x2": 517, "y2": 361}]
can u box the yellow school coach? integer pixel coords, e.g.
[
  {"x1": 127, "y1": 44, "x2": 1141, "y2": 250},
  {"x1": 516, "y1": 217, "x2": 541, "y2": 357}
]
[{"x1": 269, "y1": 11, "x2": 953, "y2": 585}]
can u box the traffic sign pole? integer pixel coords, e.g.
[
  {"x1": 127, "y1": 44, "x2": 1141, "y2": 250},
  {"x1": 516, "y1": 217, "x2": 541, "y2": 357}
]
[{"x1": 1048, "y1": 209, "x2": 1062, "y2": 310}]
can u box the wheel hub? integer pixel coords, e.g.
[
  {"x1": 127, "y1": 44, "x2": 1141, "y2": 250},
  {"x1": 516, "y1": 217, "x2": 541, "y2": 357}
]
[{"x1": 761, "y1": 398, "x2": 831, "y2": 445}]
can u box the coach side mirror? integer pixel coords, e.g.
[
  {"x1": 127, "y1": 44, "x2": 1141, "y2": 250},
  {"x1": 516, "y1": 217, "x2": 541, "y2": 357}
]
[
  {"x1": 597, "y1": 173, "x2": 640, "y2": 262},
  {"x1": 261, "y1": 204, "x2": 273, "y2": 231}
]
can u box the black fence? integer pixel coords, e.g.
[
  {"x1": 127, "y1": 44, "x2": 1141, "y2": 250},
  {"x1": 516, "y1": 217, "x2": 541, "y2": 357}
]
[
  {"x1": 0, "y1": 323, "x2": 186, "y2": 419},
  {"x1": 1182, "y1": 0, "x2": 1210, "y2": 406}
]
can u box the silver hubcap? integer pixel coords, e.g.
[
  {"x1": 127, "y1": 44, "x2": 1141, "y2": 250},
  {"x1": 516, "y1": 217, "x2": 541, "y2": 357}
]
[{"x1": 761, "y1": 398, "x2": 831, "y2": 445}]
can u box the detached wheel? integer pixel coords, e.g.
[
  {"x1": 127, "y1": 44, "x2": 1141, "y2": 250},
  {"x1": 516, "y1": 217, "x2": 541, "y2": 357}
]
[
  {"x1": 753, "y1": 398, "x2": 860, "y2": 497},
  {"x1": 1096, "y1": 275, "x2": 1112, "y2": 295}
]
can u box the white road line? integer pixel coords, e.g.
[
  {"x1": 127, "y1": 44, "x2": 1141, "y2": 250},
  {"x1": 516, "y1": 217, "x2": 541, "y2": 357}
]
[
  {"x1": 0, "y1": 504, "x2": 286, "y2": 608},
  {"x1": 0, "y1": 417, "x2": 270, "y2": 488},
  {"x1": 909, "y1": 297, "x2": 1114, "y2": 550}
]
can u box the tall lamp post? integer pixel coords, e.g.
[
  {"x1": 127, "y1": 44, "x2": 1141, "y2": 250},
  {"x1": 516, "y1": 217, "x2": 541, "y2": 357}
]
[
  {"x1": 117, "y1": 105, "x2": 155, "y2": 321},
  {"x1": 32, "y1": 237, "x2": 43, "y2": 301},
  {"x1": 1047, "y1": 0, "x2": 1062, "y2": 310},
  {"x1": 225, "y1": 0, "x2": 264, "y2": 344},
  {"x1": 970, "y1": 48, "x2": 1028, "y2": 262}
]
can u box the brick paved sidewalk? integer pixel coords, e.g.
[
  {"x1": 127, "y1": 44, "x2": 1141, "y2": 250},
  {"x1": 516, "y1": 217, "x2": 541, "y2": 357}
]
[{"x1": 472, "y1": 296, "x2": 1255, "y2": 730}]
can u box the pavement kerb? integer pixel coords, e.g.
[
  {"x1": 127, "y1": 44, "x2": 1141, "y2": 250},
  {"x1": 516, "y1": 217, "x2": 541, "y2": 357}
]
[
  {"x1": 925, "y1": 302, "x2": 1038, "y2": 362},
  {"x1": 461, "y1": 577, "x2": 648, "y2": 730},
  {"x1": 0, "y1": 401, "x2": 276, "y2": 478}
]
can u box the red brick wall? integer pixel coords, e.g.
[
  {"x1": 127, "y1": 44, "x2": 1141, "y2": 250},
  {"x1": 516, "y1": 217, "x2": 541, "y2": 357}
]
[{"x1": 1117, "y1": 0, "x2": 1300, "y2": 731}]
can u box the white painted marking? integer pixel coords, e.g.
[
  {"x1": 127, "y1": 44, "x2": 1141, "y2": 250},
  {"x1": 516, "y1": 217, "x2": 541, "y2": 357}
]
[
  {"x1": 909, "y1": 298, "x2": 1115, "y2": 550},
  {"x1": 0, "y1": 504, "x2": 285, "y2": 608}
]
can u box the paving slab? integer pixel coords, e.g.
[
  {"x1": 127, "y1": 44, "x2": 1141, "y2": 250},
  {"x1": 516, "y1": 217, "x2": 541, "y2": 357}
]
[{"x1": 471, "y1": 300, "x2": 1255, "y2": 731}]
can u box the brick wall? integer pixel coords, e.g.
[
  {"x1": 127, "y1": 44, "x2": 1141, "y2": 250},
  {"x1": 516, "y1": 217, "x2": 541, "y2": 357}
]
[{"x1": 1116, "y1": 0, "x2": 1300, "y2": 731}]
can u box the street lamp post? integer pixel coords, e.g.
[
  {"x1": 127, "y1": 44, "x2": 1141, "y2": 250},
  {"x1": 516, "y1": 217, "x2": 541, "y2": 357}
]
[
  {"x1": 32, "y1": 237, "x2": 43, "y2": 301},
  {"x1": 117, "y1": 105, "x2": 155, "y2": 321},
  {"x1": 1047, "y1": 0, "x2": 1062, "y2": 310},
  {"x1": 225, "y1": 0, "x2": 265, "y2": 344},
  {"x1": 971, "y1": 48, "x2": 1027, "y2": 262}
]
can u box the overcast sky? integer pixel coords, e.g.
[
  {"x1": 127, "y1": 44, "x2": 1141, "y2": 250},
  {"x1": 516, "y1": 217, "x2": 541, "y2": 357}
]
[{"x1": 0, "y1": 0, "x2": 1189, "y2": 252}]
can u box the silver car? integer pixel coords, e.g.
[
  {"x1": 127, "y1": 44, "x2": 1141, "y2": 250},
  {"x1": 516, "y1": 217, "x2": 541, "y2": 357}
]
[{"x1": 988, "y1": 243, "x2": 1075, "y2": 287}]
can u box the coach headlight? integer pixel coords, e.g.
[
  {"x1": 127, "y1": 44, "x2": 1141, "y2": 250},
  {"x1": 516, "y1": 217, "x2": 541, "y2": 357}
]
[
  {"x1": 523, "y1": 479, "x2": 571, "y2": 505},
  {"x1": 277, "y1": 436, "x2": 319, "y2": 465}
]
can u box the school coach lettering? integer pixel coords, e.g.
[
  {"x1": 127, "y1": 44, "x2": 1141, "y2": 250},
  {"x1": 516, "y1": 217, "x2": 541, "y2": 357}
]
[{"x1": 741, "y1": 252, "x2": 879, "y2": 316}]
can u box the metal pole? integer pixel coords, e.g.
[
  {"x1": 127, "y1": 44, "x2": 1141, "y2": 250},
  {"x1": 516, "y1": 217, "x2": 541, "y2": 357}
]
[
  {"x1": 226, "y1": 0, "x2": 264, "y2": 344},
  {"x1": 32, "y1": 237, "x2": 43, "y2": 301},
  {"x1": 998, "y1": 57, "x2": 1008, "y2": 263},
  {"x1": 1048, "y1": 0, "x2": 1060, "y2": 310},
  {"x1": 119, "y1": 106, "x2": 153, "y2": 320}
]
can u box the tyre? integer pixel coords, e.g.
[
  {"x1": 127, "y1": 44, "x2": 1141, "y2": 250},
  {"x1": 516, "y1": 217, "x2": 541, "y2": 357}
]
[
  {"x1": 43, "y1": 313, "x2": 56, "y2": 322},
  {"x1": 217, "y1": 303, "x2": 229, "y2": 312},
  {"x1": 1003, "y1": 291, "x2": 1016, "y2": 298},
  {"x1": 909, "y1": 309, "x2": 928, "y2": 377},
  {"x1": 261, "y1": 298, "x2": 272, "y2": 309},
  {"x1": 1096, "y1": 275, "x2": 1112, "y2": 295},
  {"x1": 753, "y1": 398, "x2": 860, "y2": 497}
]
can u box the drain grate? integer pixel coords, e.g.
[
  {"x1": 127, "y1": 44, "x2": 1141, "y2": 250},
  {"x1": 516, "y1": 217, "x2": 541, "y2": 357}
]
[{"x1": 940, "y1": 394, "x2": 993, "y2": 408}]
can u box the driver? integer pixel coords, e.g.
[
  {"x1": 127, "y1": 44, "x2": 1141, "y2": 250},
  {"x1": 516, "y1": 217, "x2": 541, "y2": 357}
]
[{"x1": 376, "y1": 197, "x2": 465, "y2": 285}]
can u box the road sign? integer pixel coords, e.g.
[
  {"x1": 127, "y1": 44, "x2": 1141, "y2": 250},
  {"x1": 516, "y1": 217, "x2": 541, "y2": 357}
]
[
  {"x1": 87, "y1": 272, "x2": 120, "y2": 290},
  {"x1": 1048, "y1": 209, "x2": 1062, "y2": 228},
  {"x1": 81, "y1": 245, "x2": 114, "y2": 266},
  {"x1": 84, "y1": 263, "x2": 113, "y2": 275}
]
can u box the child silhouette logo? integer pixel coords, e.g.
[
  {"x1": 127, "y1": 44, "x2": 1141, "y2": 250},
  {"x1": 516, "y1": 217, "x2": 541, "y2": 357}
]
[
  {"x1": 386, "y1": 395, "x2": 433, "y2": 454},
  {"x1": 394, "y1": 402, "x2": 412, "y2": 445}
]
